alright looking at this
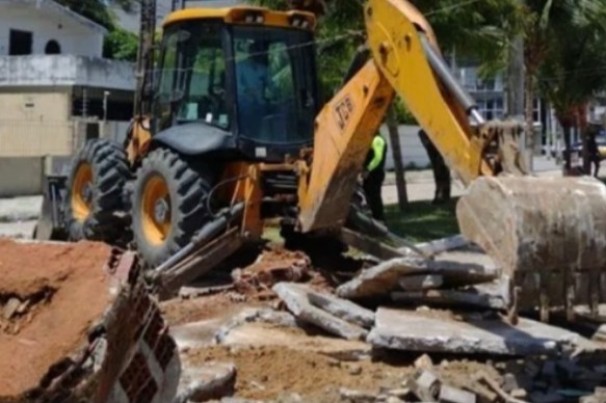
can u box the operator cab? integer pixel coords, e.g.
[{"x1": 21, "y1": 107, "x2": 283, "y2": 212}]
[{"x1": 153, "y1": 7, "x2": 319, "y2": 162}]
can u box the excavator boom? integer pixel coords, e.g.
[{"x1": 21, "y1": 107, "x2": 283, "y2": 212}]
[
  {"x1": 297, "y1": 0, "x2": 606, "y2": 319},
  {"x1": 299, "y1": 0, "x2": 525, "y2": 233}
]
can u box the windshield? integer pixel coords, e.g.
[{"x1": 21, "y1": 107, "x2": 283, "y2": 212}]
[
  {"x1": 155, "y1": 23, "x2": 229, "y2": 131},
  {"x1": 233, "y1": 26, "x2": 316, "y2": 144}
]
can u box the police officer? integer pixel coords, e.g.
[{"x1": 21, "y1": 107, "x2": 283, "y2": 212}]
[{"x1": 363, "y1": 133, "x2": 388, "y2": 221}]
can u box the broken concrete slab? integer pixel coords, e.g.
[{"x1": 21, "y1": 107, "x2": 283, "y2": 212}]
[
  {"x1": 391, "y1": 282, "x2": 507, "y2": 310},
  {"x1": 306, "y1": 287, "x2": 375, "y2": 328},
  {"x1": 337, "y1": 257, "x2": 499, "y2": 299},
  {"x1": 400, "y1": 235, "x2": 469, "y2": 257},
  {"x1": 367, "y1": 308, "x2": 597, "y2": 356},
  {"x1": 398, "y1": 275, "x2": 443, "y2": 291},
  {"x1": 216, "y1": 322, "x2": 372, "y2": 361},
  {"x1": 174, "y1": 362, "x2": 236, "y2": 403},
  {"x1": 214, "y1": 308, "x2": 297, "y2": 344},
  {"x1": 273, "y1": 282, "x2": 369, "y2": 340}
]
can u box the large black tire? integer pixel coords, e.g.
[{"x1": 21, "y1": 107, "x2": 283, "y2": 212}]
[
  {"x1": 131, "y1": 148, "x2": 214, "y2": 268},
  {"x1": 65, "y1": 139, "x2": 130, "y2": 243}
]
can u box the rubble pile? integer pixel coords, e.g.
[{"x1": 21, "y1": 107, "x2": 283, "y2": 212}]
[{"x1": 0, "y1": 240, "x2": 181, "y2": 402}]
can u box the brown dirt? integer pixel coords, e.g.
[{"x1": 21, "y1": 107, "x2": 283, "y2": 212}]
[
  {"x1": 232, "y1": 246, "x2": 337, "y2": 302},
  {"x1": 0, "y1": 239, "x2": 113, "y2": 398},
  {"x1": 185, "y1": 344, "x2": 407, "y2": 401}
]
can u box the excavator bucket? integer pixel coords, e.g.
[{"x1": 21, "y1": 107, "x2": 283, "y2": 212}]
[{"x1": 457, "y1": 176, "x2": 606, "y2": 319}]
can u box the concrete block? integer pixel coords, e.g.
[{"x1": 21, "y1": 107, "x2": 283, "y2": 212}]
[
  {"x1": 273, "y1": 283, "x2": 368, "y2": 340},
  {"x1": 367, "y1": 308, "x2": 596, "y2": 356},
  {"x1": 337, "y1": 257, "x2": 498, "y2": 299},
  {"x1": 398, "y1": 275, "x2": 443, "y2": 291},
  {"x1": 439, "y1": 384, "x2": 477, "y2": 403}
]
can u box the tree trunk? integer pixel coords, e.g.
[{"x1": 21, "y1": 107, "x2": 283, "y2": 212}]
[
  {"x1": 418, "y1": 130, "x2": 451, "y2": 204},
  {"x1": 563, "y1": 124, "x2": 572, "y2": 172},
  {"x1": 524, "y1": 75, "x2": 535, "y2": 172},
  {"x1": 507, "y1": 35, "x2": 525, "y2": 121},
  {"x1": 386, "y1": 105, "x2": 408, "y2": 210}
]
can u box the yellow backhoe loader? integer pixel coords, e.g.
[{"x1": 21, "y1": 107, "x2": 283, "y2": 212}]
[{"x1": 36, "y1": 0, "x2": 606, "y2": 319}]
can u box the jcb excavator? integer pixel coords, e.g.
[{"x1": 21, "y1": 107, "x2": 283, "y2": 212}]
[{"x1": 37, "y1": 0, "x2": 606, "y2": 318}]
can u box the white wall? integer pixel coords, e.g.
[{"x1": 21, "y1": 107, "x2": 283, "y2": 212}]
[
  {"x1": 0, "y1": 4, "x2": 103, "y2": 57},
  {"x1": 379, "y1": 124, "x2": 431, "y2": 170},
  {"x1": 0, "y1": 55, "x2": 135, "y2": 91}
]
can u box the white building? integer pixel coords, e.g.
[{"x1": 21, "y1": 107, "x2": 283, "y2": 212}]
[
  {"x1": 0, "y1": 0, "x2": 105, "y2": 57},
  {"x1": 0, "y1": 0, "x2": 135, "y2": 196}
]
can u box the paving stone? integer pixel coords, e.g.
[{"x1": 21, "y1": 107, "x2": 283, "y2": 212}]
[
  {"x1": 439, "y1": 384, "x2": 477, "y2": 403},
  {"x1": 273, "y1": 282, "x2": 368, "y2": 340},
  {"x1": 336, "y1": 257, "x2": 498, "y2": 299},
  {"x1": 398, "y1": 275, "x2": 444, "y2": 291},
  {"x1": 367, "y1": 308, "x2": 595, "y2": 355}
]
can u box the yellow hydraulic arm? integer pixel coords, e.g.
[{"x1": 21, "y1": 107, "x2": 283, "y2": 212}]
[{"x1": 298, "y1": 0, "x2": 526, "y2": 233}]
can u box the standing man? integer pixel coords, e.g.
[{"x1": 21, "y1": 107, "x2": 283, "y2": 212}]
[
  {"x1": 586, "y1": 126, "x2": 601, "y2": 177},
  {"x1": 363, "y1": 133, "x2": 388, "y2": 222}
]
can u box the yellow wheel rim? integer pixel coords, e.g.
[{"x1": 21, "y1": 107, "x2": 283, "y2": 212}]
[
  {"x1": 141, "y1": 175, "x2": 171, "y2": 246},
  {"x1": 71, "y1": 162, "x2": 93, "y2": 222}
]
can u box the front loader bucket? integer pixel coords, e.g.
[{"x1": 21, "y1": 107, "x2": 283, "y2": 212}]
[{"x1": 457, "y1": 176, "x2": 606, "y2": 319}]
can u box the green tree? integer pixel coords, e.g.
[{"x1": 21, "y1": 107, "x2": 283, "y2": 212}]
[
  {"x1": 103, "y1": 28, "x2": 139, "y2": 61},
  {"x1": 518, "y1": 0, "x2": 606, "y2": 167},
  {"x1": 56, "y1": 0, "x2": 115, "y2": 29},
  {"x1": 538, "y1": 8, "x2": 606, "y2": 171}
]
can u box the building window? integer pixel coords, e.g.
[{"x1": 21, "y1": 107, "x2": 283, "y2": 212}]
[
  {"x1": 45, "y1": 40, "x2": 61, "y2": 55},
  {"x1": 9, "y1": 29, "x2": 32, "y2": 55}
]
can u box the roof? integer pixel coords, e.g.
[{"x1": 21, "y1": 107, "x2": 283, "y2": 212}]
[
  {"x1": 163, "y1": 6, "x2": 316, "y2": 30},
  {"x1": 0, "y1": 0, "x2": 108, "y2": 35},
  {"x1": 113, "y1": 0, "x2": 242, "y2": 33}
]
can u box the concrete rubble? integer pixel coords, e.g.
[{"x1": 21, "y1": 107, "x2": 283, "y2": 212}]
[
  {"x1": 174, "y1": 362, "x2": 237, "y2": 403},
  {"x1": 5, "y1": 232, "x2": 606, "y2": 402},
  {"x1": 336, "y1": 256, "x2": 499, "y2": 300},
  {"x1": 367, "y1": 307, "x2": 596, "y2": 355},
  {"x1": 273, "y1": 282, "x2": 374, "y2": 340}
]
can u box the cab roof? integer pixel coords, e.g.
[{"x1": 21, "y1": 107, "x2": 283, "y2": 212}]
[{"x1": 163, "y1": 6, "x2": 316, "y2": 31}]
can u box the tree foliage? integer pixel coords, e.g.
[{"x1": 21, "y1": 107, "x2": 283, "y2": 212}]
[
  {"x1": 55, "y1": 0, "x2": 115, "y2": 29},
  {"x1": 56, "y1": 0, "x2": 140, "y2": 61},
  {"x1": 103, "y1": 28, "x2": 139, "y2": 61}
]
